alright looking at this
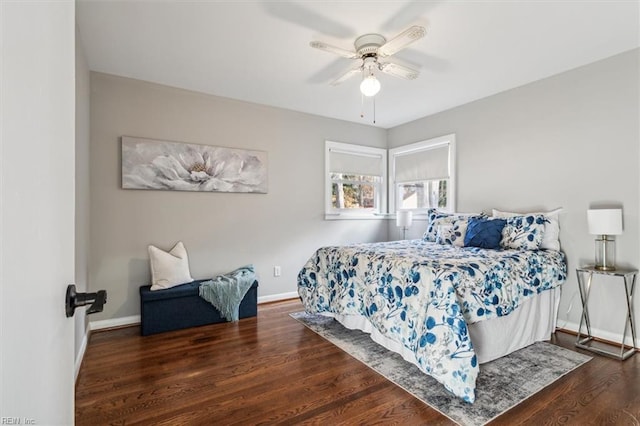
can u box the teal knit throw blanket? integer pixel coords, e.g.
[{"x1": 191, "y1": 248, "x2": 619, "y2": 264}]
[{"x1": 199, "y1": 265, "x2": 256, "y2": 322}]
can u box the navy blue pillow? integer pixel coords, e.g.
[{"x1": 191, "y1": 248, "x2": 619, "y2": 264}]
[{"x1": 464, "y1": 218, "x2": 507, "y2": 249}]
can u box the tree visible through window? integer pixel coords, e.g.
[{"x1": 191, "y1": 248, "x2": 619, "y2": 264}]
[
  {"x1": 325, "y1": 141, "x2": 387, "y2": 218},
  {"x1": 324, "y1": 137, "x2": 454, "y2": 219},
  {"x1": 331, "y1": 174, "x2": 378, "y2": 209},
  {"x1": 397, "y1": 180, "x2": 448, "y2": 210}
]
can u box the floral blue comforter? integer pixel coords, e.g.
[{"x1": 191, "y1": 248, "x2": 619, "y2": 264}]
[{"x1": 297, "y1": 240, "x2": 566, "y2": 403}]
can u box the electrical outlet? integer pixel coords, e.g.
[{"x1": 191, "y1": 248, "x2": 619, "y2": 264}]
[{"x1": 273, "y1": 266, "x2": 281, "y2": 277}]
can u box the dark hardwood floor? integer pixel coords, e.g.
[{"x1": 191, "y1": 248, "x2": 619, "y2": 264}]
[{"x1": 76, "y1": 300, "x2": 640, "y2": 425}]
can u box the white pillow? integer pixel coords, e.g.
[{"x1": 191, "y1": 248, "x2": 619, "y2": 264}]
[
  {"x1": 492, "y1": 208, "x2": 562, "y2": 251},
  {"x1": 148, "y1": 241, "x2": 194, "y2": 290}
]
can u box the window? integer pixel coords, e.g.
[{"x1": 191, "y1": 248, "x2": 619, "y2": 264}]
[
  {"x1": 389, "y1": 134, "x2": 456, "y2": 214},
  {"x1": 325, "y1": 141, "x2": 387, "y2": 219}
]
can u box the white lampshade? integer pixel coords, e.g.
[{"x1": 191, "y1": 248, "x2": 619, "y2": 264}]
[
  {"x1": 587, "y1": 209, "x2": 622, "y2": 235},
  {"x1": 396, "y1": 210, "x2": 413, "y2": 228},
  {"x1": 360, "y1": 75, "x2": 381, "y2": 97}
]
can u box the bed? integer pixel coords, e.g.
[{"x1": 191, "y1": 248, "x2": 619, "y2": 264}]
[{"x1": 297, "y1": 210, "x2": 566, "y2": 403}]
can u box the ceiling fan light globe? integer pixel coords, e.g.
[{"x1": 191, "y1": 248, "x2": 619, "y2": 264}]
[{"x1": 360, "y1": 75, "x2": 381, "y2": 97}]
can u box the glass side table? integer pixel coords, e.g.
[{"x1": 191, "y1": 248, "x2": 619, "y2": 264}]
[{"x1": 575, "y1": 266, "x2": 637, "y2": 360}]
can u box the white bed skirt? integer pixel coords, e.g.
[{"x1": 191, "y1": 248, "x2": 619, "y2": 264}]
[{"x1": 323, "y1": 287, "x2": 562, "y2": 366}]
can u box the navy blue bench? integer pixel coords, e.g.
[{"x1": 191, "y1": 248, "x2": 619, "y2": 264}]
[{"x1": 139, "y1": 279, "x2": 258, "y2": 336}]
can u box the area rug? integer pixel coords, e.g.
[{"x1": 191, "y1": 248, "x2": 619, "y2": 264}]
[{"x1": 290, "y1": 312, "x2": 591, "y2": 426}]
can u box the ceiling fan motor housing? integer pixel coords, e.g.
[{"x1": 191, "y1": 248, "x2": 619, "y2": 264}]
[{"x1": 354, "y1": 33, "x2": 386, "y2": 58}]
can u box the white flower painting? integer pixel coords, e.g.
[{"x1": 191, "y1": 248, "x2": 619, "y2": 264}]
[{"x1": 121, "y1": 136, "x2": 268, "y2": 193}]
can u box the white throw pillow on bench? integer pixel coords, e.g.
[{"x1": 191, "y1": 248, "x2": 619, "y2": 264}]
[{"x1": 148, "y1": 241, "x2": 194, "y2": 290}]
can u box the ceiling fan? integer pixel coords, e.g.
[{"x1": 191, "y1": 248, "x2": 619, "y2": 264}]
[{"x1": 310, "y1": 25, "x2": 426, "y2": 97}]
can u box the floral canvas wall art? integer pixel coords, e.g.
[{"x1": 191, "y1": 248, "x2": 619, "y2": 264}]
[{"x1": 121, "y1": 136, "x2": 268, "y2": 193}]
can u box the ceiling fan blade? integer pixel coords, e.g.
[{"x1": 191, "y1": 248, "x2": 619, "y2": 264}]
[
  {"x1": 379, "y1": 62, "x2": 420, "y2": 80},
  {"x1": 330, "y1": 65, "x2": 362, "y2": 86},
  {"x1": 310, "y1": 41, "x2": 358, "y2": 59},
  {"x1": 265, "y1": 2, "x2": 355, "y2": 38},
  {"x1": 377, "y1": 25, "x2": 426, "y2": 57},
  {"x1": 381, "y1": 2, "x2": 441, "y2": 32}
]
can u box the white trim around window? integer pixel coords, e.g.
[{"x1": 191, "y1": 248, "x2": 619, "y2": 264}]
[
  {"x1": 325, "y1": 141, "x2": 388, "y2": 220},
  {"x1": 389, "y1": 134, "x2": 456, "y2": 216}
]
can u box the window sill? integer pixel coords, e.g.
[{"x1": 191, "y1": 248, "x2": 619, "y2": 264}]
[
  {"x1": 324, "y1": 212, "x2": 389, "y2": 220},
  {"x1": 324, "y1": 213, "x2": 433, "y2": 221}
]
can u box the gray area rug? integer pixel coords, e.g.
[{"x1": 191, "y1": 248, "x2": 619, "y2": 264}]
[{"x1": 290, "y1": 311, "x2": 591, "y2": 426}]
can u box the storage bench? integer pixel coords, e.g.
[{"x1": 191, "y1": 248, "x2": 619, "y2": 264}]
[{"x1": 139, "y1": 279, "x2": 258, "y2": 336}]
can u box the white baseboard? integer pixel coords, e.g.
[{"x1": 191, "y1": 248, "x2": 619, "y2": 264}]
[
  {"x1": 558, "y1": 320, "x2": 631, "y2": 345},
  {"x1": 75, "y1": 330, "x2": 88, "y2": 382},
  {"x1": 90, "y1": 315, "x2": 141, "y2": 331},
  {"x1": 258, "y1": 291, "x2": 299, "y2": 304},
  {"x1": 87, "y1": 294, "x2": 297, "y2": 331}
]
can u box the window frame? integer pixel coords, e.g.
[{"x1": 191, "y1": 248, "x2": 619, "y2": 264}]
[
  {"x1": 325, "y1": 140, "x2": 387, "y2": 220},
  {"x1": 388, "y1": 134, "x2": 456, "y2": 216}
]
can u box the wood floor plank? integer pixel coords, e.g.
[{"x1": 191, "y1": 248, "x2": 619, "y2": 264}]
[{"x1": 75, "y1": 299, "x2": 639, "y2": 425}]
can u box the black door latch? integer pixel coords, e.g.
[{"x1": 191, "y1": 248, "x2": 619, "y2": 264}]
[{"x1": 65, "y1": 284, "x2": 107, "y2": 317}]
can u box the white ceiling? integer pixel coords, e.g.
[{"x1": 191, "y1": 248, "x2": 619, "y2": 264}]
[{"x1": 76, "y1": 1, "x2": 640, "y2": 129}]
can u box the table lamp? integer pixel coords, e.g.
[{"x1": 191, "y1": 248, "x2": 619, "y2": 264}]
[
  {"x1": 396, "y1": 210, "x2": 413, "y2": 240},
  {"x1": 587, "y1": 208, "x2": 622, "y2": 271}
]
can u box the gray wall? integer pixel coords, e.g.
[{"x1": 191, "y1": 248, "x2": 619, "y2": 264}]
[
  {"x1": 75, "y1": 26, "x2": 91, "y2": 369},
  {"x1": 388, "y1": 49, "x2": 640, "y2": 339},
  {"x1": 89, "y1": 73, "x2": 388, "y2": 321},
  {"x1": 89, "y1": 50, "x2": 640, "y2": 341}
]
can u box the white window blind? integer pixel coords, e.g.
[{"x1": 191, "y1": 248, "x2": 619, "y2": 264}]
[
  {"x1": 329, "y1": 149, "x2": 384, "y2": 176},
  {"x1": 388, "y1": 134, "x2": 456, "y2": 213},
  {"x1": 394, "y1": 145, "x2": 449, "y2": 183}
]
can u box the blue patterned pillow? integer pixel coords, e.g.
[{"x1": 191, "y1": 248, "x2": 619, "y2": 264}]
[
  {"x1": 423, "y1": 208, "x2": 484, "y2": 242},
  {"x1": 436, "y1": 220, "x2": 468, "y2": 247},
  {"x1": 500, "y1": 215, "x2": 546, "y2": 250},
  {"x1": 464, "y1": 218, "x2": 507, "y2": 249}
]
